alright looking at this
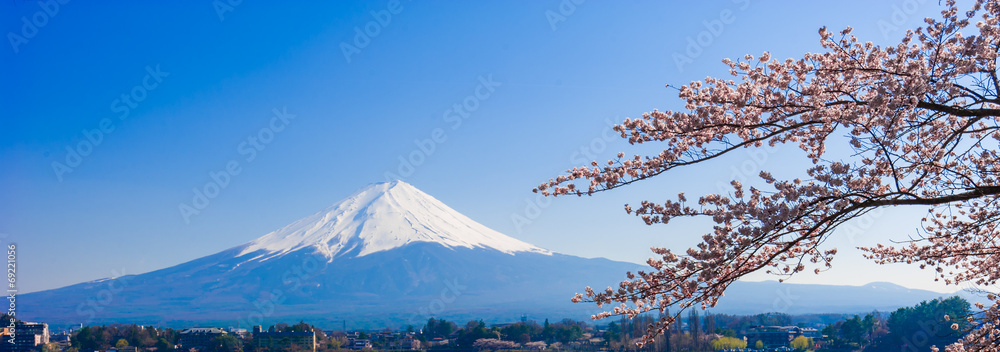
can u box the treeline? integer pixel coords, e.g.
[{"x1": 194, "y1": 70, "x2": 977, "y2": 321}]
[
  {"x1": 419, "y1": 317, "x2": 589, "y2": 348},
  {"x1": 71, "y1": 324, "x2": 179, "y2": 352},
  {"x1": 819, "y1": 296, "x2": 971, "y2": 352},
  {"x1": 61, "y1": 312, "x2": 794, "y2": 352},
  {"x1": 70, "y1": 321, "x2": 326, "y2": 352},
  {"x1": 603, "y1": 297, "x2": 976, "y2": 352},
  {"x1": 64, "y1": 318, "x2": 590, "y2": 352},
  {"x1": 603, "y1": 310, "x2": 799, "y2": 351},
  {"x1": 61, "y1": 296, "x2": 976, "y2": 352}
]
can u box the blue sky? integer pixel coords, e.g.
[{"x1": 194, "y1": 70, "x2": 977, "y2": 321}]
[{"x1": 1, "y1": 0, "x2": 969, "y2": 294}]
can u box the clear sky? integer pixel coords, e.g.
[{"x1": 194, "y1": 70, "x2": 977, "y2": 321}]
[{"x1": 2, "y1": 0, "x2": 976, "y2": 295}]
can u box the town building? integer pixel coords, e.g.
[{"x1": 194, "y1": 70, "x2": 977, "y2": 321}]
[
  {"x1": 395, "y1": 333, "x2": 417, "y2": 350},
  {"x1": 745, "y1": 326, "x2": 817, "y2": 348},
  {"x1": 347, "y1": 338, "x2": 372, "y2": 350},
  {"x1": 0, "y1": 322, "x2": 50, "y2": 352},
  {"x1": 107, "y1": 346, "x2": 139, "y2": 352},
  {"x1": 251, "y1": 326, "x2": 315, "y2": 352},
  {"x1": 178, "y1": 328, "x2": 227, "y2": 350},
  {"x1": 49, "y1": 332, "x2": 71, "y2": 344},
  {"x1": 226, "y1": 328, "x2": 248, "y2": 339}
]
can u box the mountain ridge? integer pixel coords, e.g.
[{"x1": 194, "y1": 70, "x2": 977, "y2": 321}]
[
  {"x1": 234, "y1": 181, "x2": 550, "y2": 261},
  {"x1": 20, "y1": 181, "x2": 965, "y2": 329}
]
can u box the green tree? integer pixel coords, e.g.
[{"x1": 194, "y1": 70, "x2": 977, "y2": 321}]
[
  {"x1": 711, "y1": 337, "x2": 746, "y2": 350},
  {"x1": 208, "y1": 335, "x2": 242, "y2": 352},
  {"x1": 424, "y1": 318, "x2": 458, "y2": 339},
  {"x1": 880, "y1": 297, "x2": 970, "y2": 351},
  {"x1": 552, "y1": 321, "x2": 583, "y2": 344},
  {"x1": 289, "y1": 321, "x2": 312, "y2": 333},
  {"x1": 839, "y1": 315, "x2": 864, "y2": 344},
  {"x1": 604, "y1": 322, "x2": 621, "y2": 344},
  {"x1": 424, "y1": 318, "x2": 456, "y2": 339},
  {"x1": 154, "y1": 338, "x2": 173, "y2": 352},
  {"x1": 754, "y1": 340, "x2": 763, "y2": 349},
  {"x1": 72, "y1": 327, "x2": 93, "y2": 351},
  {"x1": 143, "y1": 326, "x2": 160, "y2": 347},
  {"x1": 789, "y1": 336, "x2": 811, "y2": 352},
  {"x1": 115, "y1": 339, "x2": 129, "y2": 349},
  {"x1": 41, "y1": 343, "x2": 60, "y2": 352},
  {"x1": 457, "y1": 320, "x2": 493, "y2": 348},
  {"x1": 689, "y1": 310, "x2": 701, "y2": 350},
  {"x1": 716, "y1": 328, "x2": 736, "y2": 338},
  {"x1": 326, "y1": 339, "x2": 341, "y2": 350}
]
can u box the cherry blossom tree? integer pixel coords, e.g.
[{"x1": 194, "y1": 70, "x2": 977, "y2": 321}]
[
  {"x1": 473, "y1": 338, "x2": 521, "y2": 350},
  {"x1": 536, "y1": 1, "x2": 1000, "y2": 350}
]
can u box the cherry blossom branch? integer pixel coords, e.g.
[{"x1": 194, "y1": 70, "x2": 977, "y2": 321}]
[{"x1": 543, "y1": 1, "x2": 1000, "y2": 349}]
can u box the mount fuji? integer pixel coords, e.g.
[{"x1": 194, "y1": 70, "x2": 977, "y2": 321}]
[
  {"x1": 22, "y1": 181, "x2": 640, "y2": 329},
  {"x1": 22, "y1": 181, "x2": 956, "y2": 329}
]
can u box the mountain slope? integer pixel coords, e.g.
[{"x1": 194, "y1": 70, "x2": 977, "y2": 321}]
[
  {"x1": 21, "y1": 181, "x2": 959, "y2": 329},
  {"x1": 22, "y1": 181, "x2": 633, "y2": 328}
]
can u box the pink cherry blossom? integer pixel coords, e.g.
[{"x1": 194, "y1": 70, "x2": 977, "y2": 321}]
[{"x1": 545, "y1": 1, "x2": 1000, "y2": 349}]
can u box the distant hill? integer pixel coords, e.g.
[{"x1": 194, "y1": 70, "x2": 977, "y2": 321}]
[{"x1": 712, "y1": 280, "x2": 959, "y2": 315}]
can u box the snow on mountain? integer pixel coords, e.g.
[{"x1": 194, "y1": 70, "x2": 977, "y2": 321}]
[{"x1": 236, "y1": 180, "x2": 551, "y2": 261}]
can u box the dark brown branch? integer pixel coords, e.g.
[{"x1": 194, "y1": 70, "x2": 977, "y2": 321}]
[{"x1": 917, "y1": 101, "x2": 1000, "y2": 117}]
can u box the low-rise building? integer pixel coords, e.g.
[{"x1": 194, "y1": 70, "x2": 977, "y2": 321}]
[
  {"x1": 108, "y1": 346, "x2": 139, "y2": 352},
  {"x1": 251, "y1": 326, "x2": 315, "y2": 352},
  {"x1": 178, "y1": 328, "x2": 227, "y2": 350},
  {"x1": 347, "y1": 339, "x2": 371, "y2": 350},
  {"x1": 745, "y1": 326, "x2": 818, "y2": 348},
  {"x1": 49, "y1": 333, "x2": 71, "y2": 343},
  {"x1": 226, "y1": 328, "x2": 248, "y2": 339},
  {"x1": 798, "y1": 327, "x2": 821, "y2": 339},
  {"x1": 0, "y1": 322, "x2": 49, "y2": 352},
  {"x1": 395, "y1": 334, "x2": 417, "y2": 350}
]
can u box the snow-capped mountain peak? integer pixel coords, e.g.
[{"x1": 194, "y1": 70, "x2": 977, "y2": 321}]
[{"x1": 236, "y1": 180, "x2": 551, "y2": 261}]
